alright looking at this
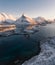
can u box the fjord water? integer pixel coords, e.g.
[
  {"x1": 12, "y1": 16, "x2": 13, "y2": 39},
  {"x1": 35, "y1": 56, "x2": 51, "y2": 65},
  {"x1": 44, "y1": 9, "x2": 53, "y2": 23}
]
[{"x1": 0, "y1": 23, "x2": 55, "y2": 64}]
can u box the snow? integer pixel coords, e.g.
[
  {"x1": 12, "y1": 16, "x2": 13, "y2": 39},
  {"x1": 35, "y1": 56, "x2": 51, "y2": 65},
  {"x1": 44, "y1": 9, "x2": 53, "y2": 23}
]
[
  {"x1": 5, "y1": 19, "x2": 15, "y2": 24},
  {"x1": 34, "y1": 17, "x2": 46, "y2": 23},
  {"x1": 22, "y1": 37, "x2": 55, "y2": 65},
  {"x1": 0, "y1": 13, "x2": 54, "y2": 25},
  {"x1": 0, "y1": 13, "x2": 16, "y2": 24},
  {"x1": 16, "y1": 14, "x2": 37, "y2": 25},
  {"x1": 34, "y1": 17, "x2": 49, "y2": 25}
]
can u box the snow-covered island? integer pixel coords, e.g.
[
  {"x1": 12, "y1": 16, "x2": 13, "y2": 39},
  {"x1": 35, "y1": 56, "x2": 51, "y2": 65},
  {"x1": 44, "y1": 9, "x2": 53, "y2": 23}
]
[{"x1": 22, "y1": 36, "x2": 55, "y2": 65}]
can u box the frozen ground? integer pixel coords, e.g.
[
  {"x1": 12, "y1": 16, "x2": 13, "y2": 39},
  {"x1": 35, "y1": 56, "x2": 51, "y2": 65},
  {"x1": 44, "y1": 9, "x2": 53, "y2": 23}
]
[{"x1": 22, "y1": 36, "x2": 55, "y2": 65}]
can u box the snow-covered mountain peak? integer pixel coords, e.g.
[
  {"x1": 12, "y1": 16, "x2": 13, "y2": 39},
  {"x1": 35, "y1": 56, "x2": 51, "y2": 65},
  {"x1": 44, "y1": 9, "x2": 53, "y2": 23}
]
[
  {"x1": 37, "y1": 16, "x2": 45, "y2": 20},
  {"x1": 33, "y1": 16, "x2": 48, "y2": 24},
  {"x1": 35, "y1": 16, "x2": 46, "y2": 22},
  {"x1": 0, "y1": 13, "x2": 16, "y2": 22},
  {"x1": 0, "y1": 13, "x2": 9, "y2": 19},
  {"x1": 16, "y1": 14, "x2": 37, "y2": 25}
]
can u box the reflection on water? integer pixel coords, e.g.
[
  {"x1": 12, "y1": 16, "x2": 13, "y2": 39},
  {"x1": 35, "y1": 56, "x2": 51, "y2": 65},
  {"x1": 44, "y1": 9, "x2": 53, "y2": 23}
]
[
  {"x1": 0, "y1": 23, "x2": 55, "y2": 64},
  {"x1": 26, "y1": 25, "x2": 35, "y2": 30},
  {"x1": 0, "y1": 24, "x2": 40, "y2": 65},
  {"x1": 0, "y1": 25, "x2": 16, "y2": 32},
  {"x1": 15, "y1": 25, "x2": 39, "y2": 35}
]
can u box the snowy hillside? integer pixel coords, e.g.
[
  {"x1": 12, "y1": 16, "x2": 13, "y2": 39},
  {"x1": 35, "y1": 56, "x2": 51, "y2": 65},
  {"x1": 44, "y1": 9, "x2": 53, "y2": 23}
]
[
  {"x1": 0, "y1": 13, "x2": 16, "y2": 24},
  {"x1": 16, "y1": 14, "x2": 37, "y2": 25},
  {"x1": 22, "y1": 36, "x2": 55, "y2": 65},
  {"x1": 34, "y1": 17, "x2": 48, "y2": 24},
  {"x1": 34, "y1": 17, "x2": 46, "y2": 22},
  {"x1": 0, "y1": 13, "x2": 54, "y2": 25}
]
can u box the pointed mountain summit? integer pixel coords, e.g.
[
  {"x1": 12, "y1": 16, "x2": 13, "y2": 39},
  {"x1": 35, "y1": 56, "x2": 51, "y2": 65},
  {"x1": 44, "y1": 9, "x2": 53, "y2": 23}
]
[{"x1": 16, "y1": 14, "x2": 37, "y2": 25}]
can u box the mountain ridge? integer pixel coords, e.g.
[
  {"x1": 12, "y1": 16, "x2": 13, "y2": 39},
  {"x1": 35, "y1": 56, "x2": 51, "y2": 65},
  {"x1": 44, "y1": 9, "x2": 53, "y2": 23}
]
[{"x1": 0, "y1": 13, "x2": 55, "y2": 24}]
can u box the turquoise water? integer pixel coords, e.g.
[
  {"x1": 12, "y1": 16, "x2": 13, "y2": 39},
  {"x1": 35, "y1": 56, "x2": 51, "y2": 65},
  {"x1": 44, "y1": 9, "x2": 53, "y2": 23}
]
[
  {"x1": 0, "y1": 35, "x2": 40, "y2": 63},
  {"x1": 0, "y1": 23, "x2": 55, "y2": 64}
]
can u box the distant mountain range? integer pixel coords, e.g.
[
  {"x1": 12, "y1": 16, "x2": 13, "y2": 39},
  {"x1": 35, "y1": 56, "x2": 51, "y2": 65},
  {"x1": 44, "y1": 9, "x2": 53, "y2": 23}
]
[
  {"x1": 0, "y1": 13, "x2": 16, "y2": 24},
  {"x1": 0, "y1": 13, "x2": 55, "y2": 25}
]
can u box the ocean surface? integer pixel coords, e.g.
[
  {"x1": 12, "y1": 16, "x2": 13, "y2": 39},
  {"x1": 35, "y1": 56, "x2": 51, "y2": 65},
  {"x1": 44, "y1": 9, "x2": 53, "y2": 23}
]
[{"x1": 0, "y1": 23, "x2": 55, "y2": 64}]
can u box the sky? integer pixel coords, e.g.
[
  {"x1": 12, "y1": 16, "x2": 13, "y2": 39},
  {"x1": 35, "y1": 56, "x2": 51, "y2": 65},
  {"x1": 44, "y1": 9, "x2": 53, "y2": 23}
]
[{"x1": 0, "y1": 0, "x2": 55, "y2": 19}]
